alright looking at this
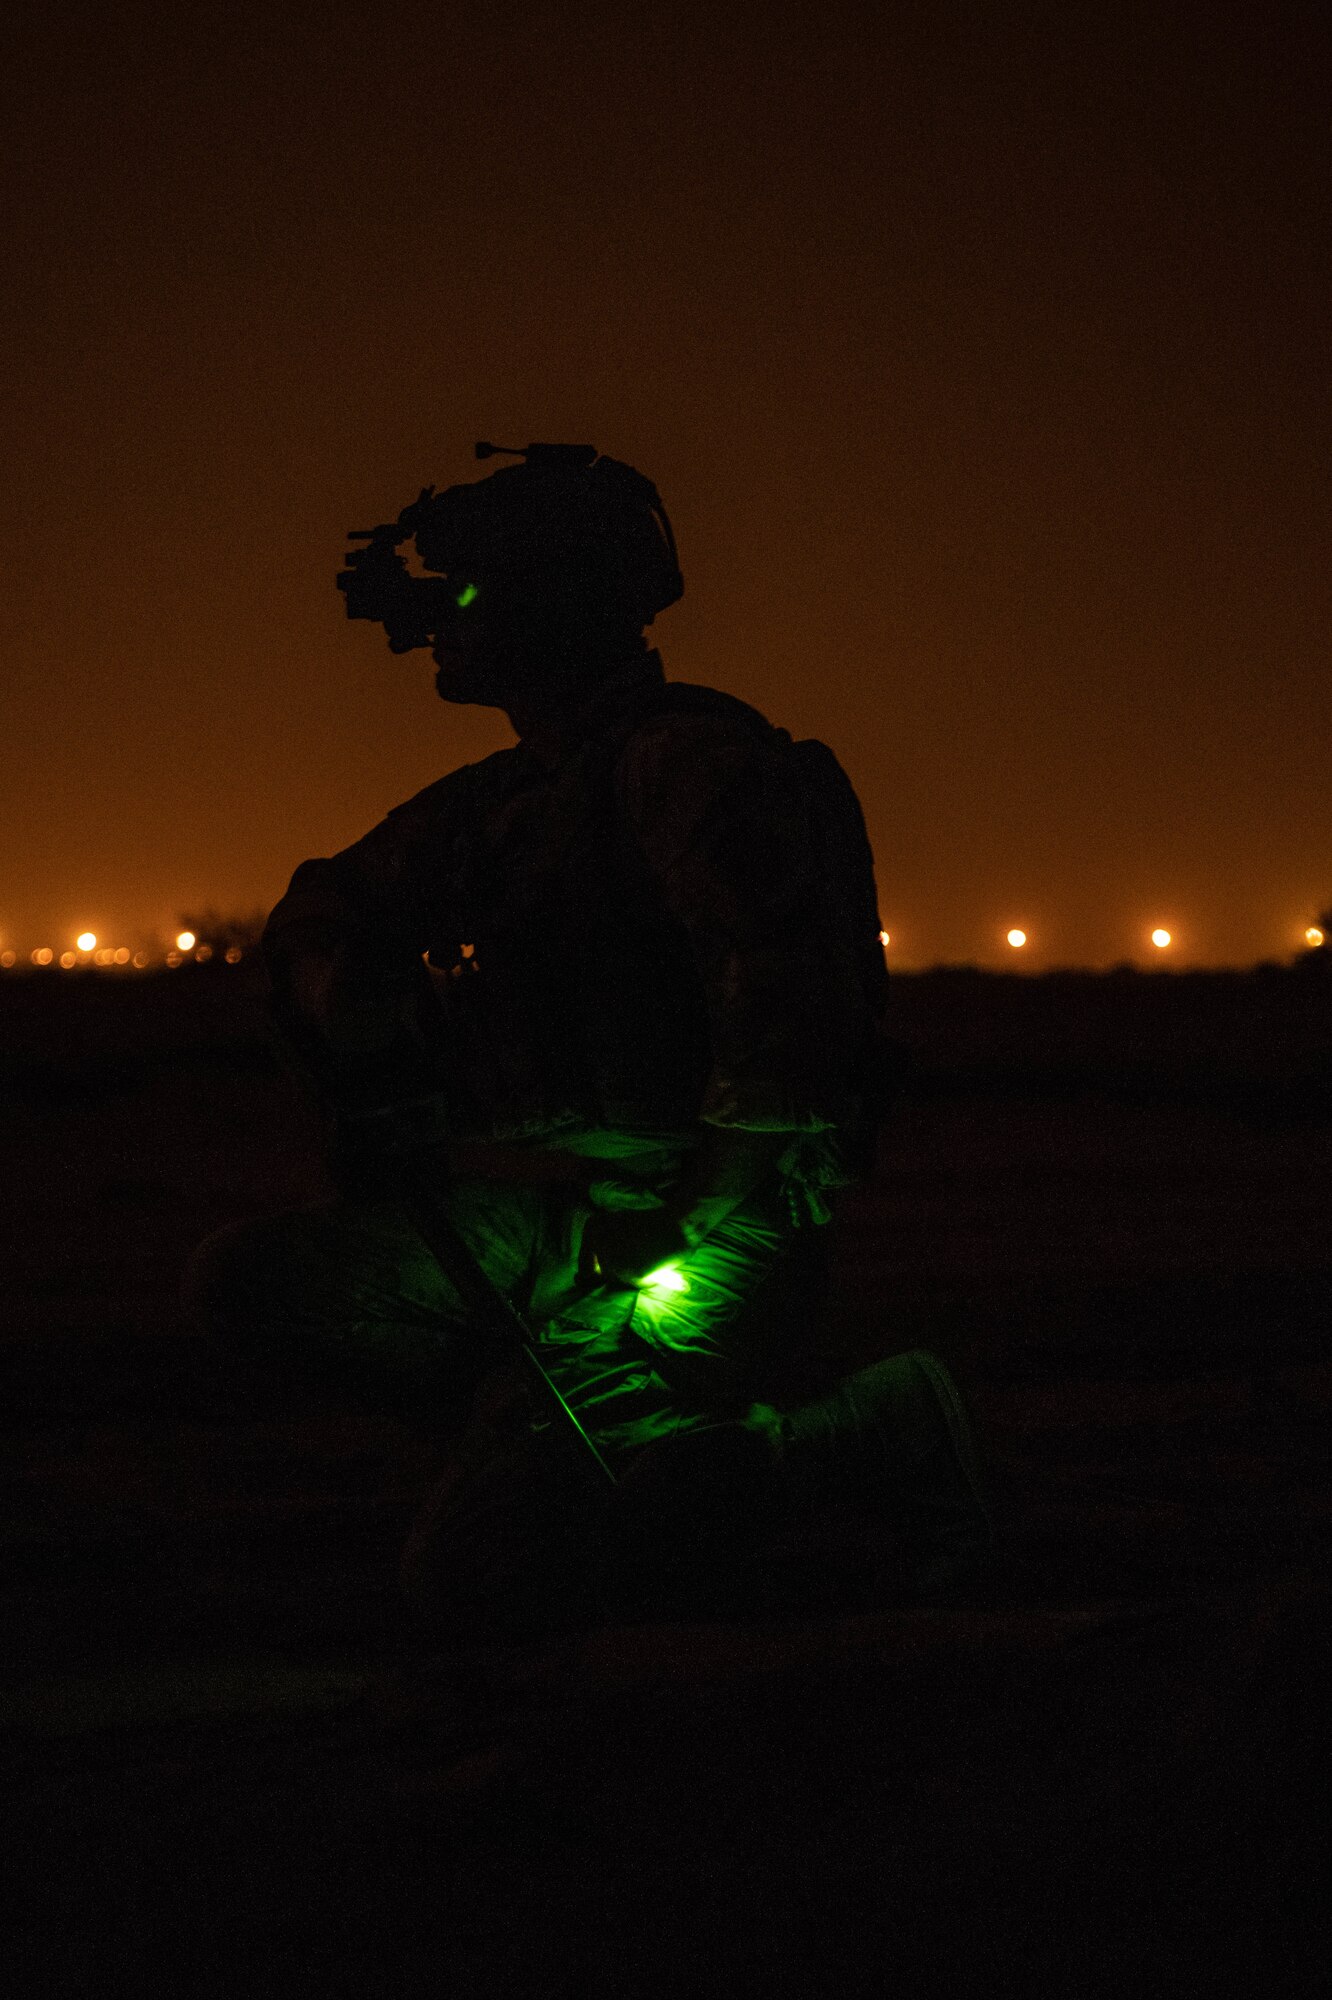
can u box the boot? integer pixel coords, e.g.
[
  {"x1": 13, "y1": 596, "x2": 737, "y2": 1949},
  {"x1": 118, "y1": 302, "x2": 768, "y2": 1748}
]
[
  {"x1": 606, "y1": 1416, "x2": 799, "y2": 1622},
  {"x1": 606, "y1": 1348, "x2": 996, "y2": 1619},
  {"x1": 768, "y1": 1348, "x2": 996, "y2": 1601},
  {"x1": 399, "y1": 1369, "x2": 616, "y2": 1643}
]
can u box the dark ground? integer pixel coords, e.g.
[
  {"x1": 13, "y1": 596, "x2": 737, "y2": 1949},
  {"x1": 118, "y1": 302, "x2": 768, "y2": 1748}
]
[{"x1": 2, "y1": 961, "x2": 1329, "y2": 1996}]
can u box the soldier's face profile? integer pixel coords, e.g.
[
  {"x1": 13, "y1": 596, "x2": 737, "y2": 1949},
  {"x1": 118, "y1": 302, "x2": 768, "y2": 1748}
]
[
  {"x1": 429, "y1": 582, "x2": 550, "y2": 708},
  {"x1": 428, "y1": 565, "x2": 638, "y2": 717}
]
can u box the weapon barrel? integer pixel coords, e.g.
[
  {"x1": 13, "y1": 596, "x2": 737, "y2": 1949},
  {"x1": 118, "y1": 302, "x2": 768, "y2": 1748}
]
[{"x1": 386, "y1": 1156, "x2": 618, "y2": 1490}]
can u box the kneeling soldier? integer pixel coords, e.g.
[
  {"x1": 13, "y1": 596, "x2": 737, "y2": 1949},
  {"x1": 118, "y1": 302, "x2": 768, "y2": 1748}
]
[{"x1": 184, "y1": 441, "x2": 993, "y2": 1638}]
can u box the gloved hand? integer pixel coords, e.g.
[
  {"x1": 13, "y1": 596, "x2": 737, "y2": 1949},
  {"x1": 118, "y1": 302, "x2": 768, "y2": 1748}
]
[{"x1": 577, "y1": 1207, "x2": 690, "y2": 1291}]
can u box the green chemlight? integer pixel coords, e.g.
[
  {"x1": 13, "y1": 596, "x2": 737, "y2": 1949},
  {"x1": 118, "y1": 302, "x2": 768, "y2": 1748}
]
[
  {"x1": 642, "y1": 1263, "x2": 689, "y2": 1295},
  {"x1": 455, "y1": 583, "x2": 479, "y2": 608}
]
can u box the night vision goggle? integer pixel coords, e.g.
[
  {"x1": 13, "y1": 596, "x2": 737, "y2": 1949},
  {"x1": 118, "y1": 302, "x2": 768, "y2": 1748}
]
[{"x1": 336, "y1": 441, "x2": 684, "y2": 656}]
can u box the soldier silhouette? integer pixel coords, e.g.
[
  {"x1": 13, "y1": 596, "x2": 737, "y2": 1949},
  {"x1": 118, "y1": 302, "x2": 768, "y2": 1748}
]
[{"x1": 184, "y1": 442, "x2": 993, "y2": 1638}]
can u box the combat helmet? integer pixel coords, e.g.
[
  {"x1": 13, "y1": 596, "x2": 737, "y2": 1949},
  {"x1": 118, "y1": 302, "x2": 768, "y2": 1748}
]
[{"x1": 338, "y1": 443, "x2": 684, "y2": 654}]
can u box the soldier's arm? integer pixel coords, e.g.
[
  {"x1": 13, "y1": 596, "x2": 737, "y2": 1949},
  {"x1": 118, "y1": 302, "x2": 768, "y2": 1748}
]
[
  {"x1": 618, "y1": 715, "x2": 865, "y2": 1242},
  {"x1": 262, "y1": 772, "x2": 468, "y2": 1064},
  {"x1": 657, "y1": 1126, "x2": 789, "y2": 1249}
]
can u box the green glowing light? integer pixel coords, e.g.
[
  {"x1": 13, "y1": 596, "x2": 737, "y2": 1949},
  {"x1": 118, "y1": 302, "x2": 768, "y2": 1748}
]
[
  {"x1": 455, "y1": 583, "x2": 479, "y2": 608},
  {"x1": 642, "y1": 1263, "x2": 689, "y2": 1295}
]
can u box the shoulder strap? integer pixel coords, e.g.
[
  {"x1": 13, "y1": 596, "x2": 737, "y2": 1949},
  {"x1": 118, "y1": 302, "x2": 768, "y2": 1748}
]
[
  {"x1": 607, "y1": 677, "x2": 777, "y2": 741},
  {"x1": 578, "y1": 678, "x2": 780, "y2": 830}
]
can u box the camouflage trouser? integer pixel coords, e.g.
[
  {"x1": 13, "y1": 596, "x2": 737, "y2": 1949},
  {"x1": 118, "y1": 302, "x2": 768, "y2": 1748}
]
[{"x1": 182, "y1": 1162, "x2": 826, "y2": 1470}]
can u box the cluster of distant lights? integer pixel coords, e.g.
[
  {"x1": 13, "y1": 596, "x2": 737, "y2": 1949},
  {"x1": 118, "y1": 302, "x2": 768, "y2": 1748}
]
[
  {"x1": 875, "y1": 925, "x2": 1326, "y2": 954},
  {"x1": 1, "y1": 924, "x2": 1326, "y2": 973},
  {"x1": 0, "y1": 931, "x2": 247, "y2": 971}
]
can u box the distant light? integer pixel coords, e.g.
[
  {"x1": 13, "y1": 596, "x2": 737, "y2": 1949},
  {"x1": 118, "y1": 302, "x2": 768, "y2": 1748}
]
[
  {"x1": 0, "y1": 950, "x2": 15, "y2": 968},
  {"x1": 76, "y1": 932, "x2": 96, "y2": 952},
  {"x1": 878, "y1": 929, "x2": 890, "y2": 948},
  {"x1": 114, "y1": 947, "x2": 130, "y2": 964},
  {"x1": 166, "y1": 950, "x2": 182, "y2": 966},
  {"x1": 224, "y1": 946, "x2": 243, "y2": 964},
  {"x1": 32, "y1": 947, "x2": 54, "y2": 966},
  {"x1": 1151, "y1": 929, "x2": 1171, "y2": 949},
  {"x1": 1306, "y1": 926, "x2": 1325, "y2": 948},
  {"x1": 1006, "y1": 929, "x2": 1027, "y2": 949},
  {"x1": 132, "y1": 952, "x2": 149, "y2": 968},
  {"x1": 195, "y1": 944, "x2": 213, "y2": 962},
  {"x1": 455, "y1": 583, "x2": 479, "y2": 608},
  {"x1": 176, "y1": 931, "x2": 196, "y2": 951},
  {"x1": 60, "y1": 951, "x2": 77, "y2": 968}
]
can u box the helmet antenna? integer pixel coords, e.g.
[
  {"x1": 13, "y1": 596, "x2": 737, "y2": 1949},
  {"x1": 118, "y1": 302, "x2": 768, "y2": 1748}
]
[{"x1": 475, "y1": 441, "x2": 599, "y2": 468}]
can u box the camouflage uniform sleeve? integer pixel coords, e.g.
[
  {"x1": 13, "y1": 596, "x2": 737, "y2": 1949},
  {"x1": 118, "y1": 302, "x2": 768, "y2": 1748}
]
[
  {"x1": 262, "y1": 765, "x2": 476, "y2": 1059},
  {"x1": 616, "y1": 712, "x2": 867, "y2": 1136}
]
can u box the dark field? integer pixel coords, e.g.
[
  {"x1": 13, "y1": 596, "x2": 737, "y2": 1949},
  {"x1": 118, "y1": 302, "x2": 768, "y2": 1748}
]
[{"x1": 3, "y1": 963, "x2": 1329, "y2": 1995}]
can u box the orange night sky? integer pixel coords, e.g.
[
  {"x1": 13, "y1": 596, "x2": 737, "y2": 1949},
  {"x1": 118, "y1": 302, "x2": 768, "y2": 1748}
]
[{"x1": 3, "y1": 2, "x2": 1328, "y2": 969}]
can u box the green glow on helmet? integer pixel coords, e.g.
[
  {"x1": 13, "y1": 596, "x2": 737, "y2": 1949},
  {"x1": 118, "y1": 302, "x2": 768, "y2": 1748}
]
[
  {"x1": 642, "y1": 1263, "x2": 689, "y2": 1295},
  {"x1": 455, "y1": 583, "x2": 479, "y2": 608}
]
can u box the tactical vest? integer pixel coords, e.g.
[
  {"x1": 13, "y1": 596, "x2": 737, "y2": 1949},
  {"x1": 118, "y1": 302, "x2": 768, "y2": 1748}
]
[
  {"x1": 439, "y1": 681, "x2": 891, "y2": 1162},
  {"x1": 601, "y1": 683, "x2": 892, "y2": 1171}
]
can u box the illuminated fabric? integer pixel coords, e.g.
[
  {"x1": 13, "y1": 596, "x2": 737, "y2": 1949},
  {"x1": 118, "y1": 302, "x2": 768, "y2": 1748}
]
[{"x1": 183, "y1": 1164, "x2": 825, "y2": 1460}]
